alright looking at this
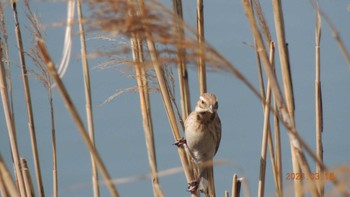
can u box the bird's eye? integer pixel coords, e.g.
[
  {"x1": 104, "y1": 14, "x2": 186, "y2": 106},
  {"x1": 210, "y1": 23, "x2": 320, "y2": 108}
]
[{"x1": 201, "y1": 100, "x2": 205, "y2": 105}]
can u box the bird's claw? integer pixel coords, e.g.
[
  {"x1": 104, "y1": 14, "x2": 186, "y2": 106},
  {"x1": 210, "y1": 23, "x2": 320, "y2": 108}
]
[
  {"x1": 173, "y1": 137, "x2": 186, "y2": 147},
  {"x1": 187, "y1": 180, "x2": 199, "y2": 193}
]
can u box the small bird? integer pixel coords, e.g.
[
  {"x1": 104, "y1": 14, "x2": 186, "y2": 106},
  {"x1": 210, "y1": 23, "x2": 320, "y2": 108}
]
[{"x1": 184, "y1": 92, "x2": 222, "y2": 194}]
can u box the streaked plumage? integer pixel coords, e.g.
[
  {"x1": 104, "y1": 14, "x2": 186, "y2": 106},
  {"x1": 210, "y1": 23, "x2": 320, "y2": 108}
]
[{"x1": 185, "y1": 93, "x2": 221, "y2": 194}]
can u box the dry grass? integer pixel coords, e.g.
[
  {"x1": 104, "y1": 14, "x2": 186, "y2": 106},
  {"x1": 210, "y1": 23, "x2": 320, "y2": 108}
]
[
  {"x1": 0, "y1": 0, "x2": 349, "y2": 197},
  {"x1": 11, "y1": 1, "x2": 44, "y2": 196}
]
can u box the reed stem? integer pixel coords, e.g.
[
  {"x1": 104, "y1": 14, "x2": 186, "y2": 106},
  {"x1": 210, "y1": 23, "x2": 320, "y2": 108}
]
[
  {"x1": 0, "y1": 36, "x2": 26, "y2": 197},
  {"x1": 0, "y1": 2, "x2": 15, "y2": 125},
  {"x1": 143, "y1": 33, "x2": 196, "y2": 196},
  {"x1": 270, "y1": 1, "x2": 302, "y2": 194},
  {"x1": 242, "y1": 1, "x2": 326, "y2": 195},
  {"x1": 273, "y1": 99, "x2": 282, "y2": 197},
  {"x1": 21, "y1": 158, "x2": 35, "y2": 197},
  {"x1": 0, "y1": 175, "x2": 6, "y2": 197},
  {"x1": 197, "y1": 0, "x2": 207, "y2": 94},
  {"x1": 231, "y1": 174, "x2": 241, "y2": 197},
  {"x1": 11, "y1": 1, "x2": 44, "y2": 196},
  {"x1": 131, "y1": 36, "x2": 162, "y2": 196},
  {"x1": 258, "y1": 42, "x2": 275, "y2": 197},
  {"x1": 136, "y1": 1, "x2": 196, "y2": 194},
  {"x1": 0, "y1": 153, "x2": 19, "y2": 197},
  {"x1": 309, "y1": 2, "x2": 350, "y2": 68},
  {"x1": 48, "y1": 86, "x2": 58, "y2": 197},
  {"x1": 77, "y1": 1, "x2": 100, "y2": 196},
  {"x1": 37, "y1": 40, "x2": 120, "y2": 197},
  {"x1": 314, "y1": 3, "x2": 324, "y2": 195},
  {"x1": 172, "y1": 0, "x2": 192, "y2": 121},
  {"x1": 128, "y1": 2, "x2": 161, "y2": 195}
]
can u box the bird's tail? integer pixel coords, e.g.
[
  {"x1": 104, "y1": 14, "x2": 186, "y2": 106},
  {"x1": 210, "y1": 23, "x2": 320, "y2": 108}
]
[{"x1": 198, "y1": 160, "x2": 215, "y2": 197}]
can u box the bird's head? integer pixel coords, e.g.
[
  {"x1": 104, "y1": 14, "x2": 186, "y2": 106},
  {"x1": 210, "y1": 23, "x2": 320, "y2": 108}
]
[{"x1": 195, "y1": 93, "x2": 218, "y2": 114}]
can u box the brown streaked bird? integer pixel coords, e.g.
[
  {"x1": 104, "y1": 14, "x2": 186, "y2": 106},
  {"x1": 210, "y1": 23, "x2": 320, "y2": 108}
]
[{"x1": 184, "y1": 92, "x2": 222, "y2": 194}]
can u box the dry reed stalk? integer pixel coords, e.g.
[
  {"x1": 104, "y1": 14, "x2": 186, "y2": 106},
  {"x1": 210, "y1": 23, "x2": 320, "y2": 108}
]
[
  {"x1": 0, "y1": 175, "x2": 7, "y2": 197},
  {"x1": 197, "y1": 1, "x2": 215, "y2": 195},
  {"x1": 307, "y1": 1, "x2": 350, "y2": 68},
  {"x1": 271, "y1": 0, "x2": 295, "y2": 126},
  {"x1": 146, "y1": 40, "x2": 197, "y2": 196},
  {"x1": 37, "y1": 40, "x2": 120, "y2": 197},
  {"x1": 134, "y1": 1, "x2": 197, "y2": 196},
  {"x1": 231, "y1": 174, "x2": 241, "y2": 197},
  {"x1": 131, "y1": 35, "x2": 162, "y2": 196},
  {"x1": 57, "y1": 0, "x2": 74, "y2": 78},
  {"x1": 49, "y1": 86, "x2": 58, "y2": 197},
  {"x1": 266, "y1": 125, "x2": 279, "y2": 194},
  {"x1": 249, "y1": 8, "x2": 280, "y2": 193},
  {"x1": 258, "y1": 42, "x2": 275, "y2": 197},
  {"x1": 242, "y1": 1, "x2": 326, "y2": 196},
  {"x1": 270, "y1": 1, "x2": 302, "y2": 195},
  {"x1": 139, "y1": 49, "x2": 162, "y2": 197},
  {"x1": 253, "y1": 28, "x2": 280, "y2": 195},
  {"x1": 11, "y1": 1, "x2": 44, "y2": 196},
  {"x1": 143, "y1": 22, "x2": 198, "y2": 197},
  {"x1": 197, "y1": 0, "x2": 207, "y2": 94},
  {"x1": 251, "y1": 0, "x2": 271, "y2": 43},
  {"x1": 24, "y1": 1, "x2": 59, "y2": 195},
  {"x1": 254, "y1": 44, "x2": 277, "y2": 191},
  {"x1": 171, "y1": 0, "x2": 196, "y2": 187},
  {"x1": 172, "y1": 0, "x2": 192, "y2": 122},
  {"x1": 273, "y1": 100, "x2": 282, "y2": 197},
  {"x1": 0, "y1": 175, "x2": 6, "y2": 197},
  {"x1": 128, "y1": 2, "x2": 161, "y2": 196},
  {"x1": 0, "y1": 2, "x2": 15, "y2": 124},
  {"x1": 314, "y1": 3, "x2": 323, "y2": 195},
  {"x1": 0, "y1": 153, "x2": 19, "y2": 197},
  {"x1": 271, "y1": 0, "x2": 328, "y2": 195},
  {"x1": 21, "y1": 158, "x2": 35, "y2": 197},
  {"x1": 242, "y1": 0, "x2": 284, "y2": 110},
  {"x1": 225, "y1": 191, "x2": 229, "y2": 197},
  {"x1": 0, "y1": 38, "x2": 26, "y2": 197},
  {"x1": 77, "y1": 1, "x2": 100, "y2": 196}
]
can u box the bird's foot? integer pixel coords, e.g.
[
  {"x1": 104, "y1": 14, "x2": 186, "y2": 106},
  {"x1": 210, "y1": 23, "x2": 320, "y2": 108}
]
[
  {"x1": 173, "y1": 137, "x2": 186, "y2": 147},
  {"x1": 187, "y1": 180, "x2": 199, "y2": 193}
]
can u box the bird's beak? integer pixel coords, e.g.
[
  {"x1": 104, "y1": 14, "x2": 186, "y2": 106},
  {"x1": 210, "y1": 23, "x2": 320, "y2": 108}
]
[{"x1": 208, "y1": 105, "x2": 214, "y2": 113}]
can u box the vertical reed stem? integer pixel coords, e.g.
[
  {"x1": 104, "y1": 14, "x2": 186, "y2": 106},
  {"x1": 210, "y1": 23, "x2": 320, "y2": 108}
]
[
  {"x1": 197, "y1": 0, "x2": 207, "y2": 94},
  {"x1": 77, "y1": 1, "x2": 100, "y2": 196},
  {"x1": 37, "y1": 40, "x2": 120, "y2": 197},
  {"x1": 315, "y1": 4, "x2": 323, "y2": 195},
  {"x1": 0, "y1": 2, "x2": 15, "y2": 124},
  {"x1": 231, "y1": 174, "x2": 241, "y2": 197},
  {"x1": 242, "y1": 1, "x2": 324, "y2": 195},
  {"x1": 136, "y1": 0, "x2": 196, "y2": 194},
  {"x1": 128, "y1": 2, "x2": 160, "y2": 195},
  {"x1": 0, "y1": 38, "x2": 26, "y2": 197},
  {"x1": 21, "y1": 158, "x2": 35, "y2": 197},
  {"x1": 197, "y1": 1, "x2": 216, "y2": 195},
  {"x1": 258, "y1": 43, "x2": 275, "y2": 197},
  {"x1": 48, "y1": 86, "x2": 58, "y2": 197},
  {"x1": 0, "y1": 153, "x2": 19, "y2": 197},
  {"x1": 0, "y1": 175, "x2": 6, "y2": 197},
  {"x1": 172, "y1": 0, "x2": 192, "y2": 121},
  {"x1": 270, "y1": 1, "x2": 302, "y2": 195},
  {"x1": 11, "y1": 1, "x2": 44, "y2": 196},
  {"x1": 143, "y1": 34, "x2": 196, "y2": 196},
  {"x1": 273, "y1": 99, "x2": 282, "y2": 197},
  {"x1": 131, "y1": 35, "x2": 161, "y2": 196}
]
